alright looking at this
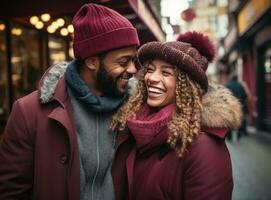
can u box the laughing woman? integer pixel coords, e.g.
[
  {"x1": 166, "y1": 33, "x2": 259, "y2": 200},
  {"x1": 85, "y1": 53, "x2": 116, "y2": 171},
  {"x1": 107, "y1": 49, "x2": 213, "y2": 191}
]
[{"x1": 111, "y1": 32, "x2": 241, "y2": 200}]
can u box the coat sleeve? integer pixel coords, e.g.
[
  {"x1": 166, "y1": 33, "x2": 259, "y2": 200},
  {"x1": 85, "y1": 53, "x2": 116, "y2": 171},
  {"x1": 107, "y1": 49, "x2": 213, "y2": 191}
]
[
  {"x1": 0, "y1": 100, "x2": 34, "y2": 199},
  {"x1": 183, "y1": 134, "x2": 233, "y2": 200}
]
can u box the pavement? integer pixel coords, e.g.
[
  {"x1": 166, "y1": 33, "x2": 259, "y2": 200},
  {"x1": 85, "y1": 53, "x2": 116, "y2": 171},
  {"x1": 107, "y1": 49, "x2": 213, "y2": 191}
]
[{"x1": 226, "y1": 127, "x2": 271, "y2": 200}]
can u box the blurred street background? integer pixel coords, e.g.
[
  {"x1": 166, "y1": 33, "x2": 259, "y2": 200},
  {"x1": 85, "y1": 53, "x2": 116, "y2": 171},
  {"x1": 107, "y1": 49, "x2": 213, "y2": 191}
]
[
  {"x1": 227, "y1": 128, "x2": 271, "y2": 200},
  {"x1": 0, "y1": 0, "x2": 270, "y2": 199}
]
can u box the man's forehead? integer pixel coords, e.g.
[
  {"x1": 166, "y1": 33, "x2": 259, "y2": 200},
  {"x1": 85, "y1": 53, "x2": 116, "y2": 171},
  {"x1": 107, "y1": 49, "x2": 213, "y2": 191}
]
[{"x1": 107, "y1": 46, "x2": 137, "y2": 58}]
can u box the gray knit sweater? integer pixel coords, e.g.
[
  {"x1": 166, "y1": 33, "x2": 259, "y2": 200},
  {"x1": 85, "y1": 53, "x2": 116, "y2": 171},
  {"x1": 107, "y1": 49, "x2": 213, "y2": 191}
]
[
  {"x1": 69, "y1": 89, "x2": 116, "y2": 200},
  {"x1": 64, "y1": 61, "x2": 125, "y2": 200}
]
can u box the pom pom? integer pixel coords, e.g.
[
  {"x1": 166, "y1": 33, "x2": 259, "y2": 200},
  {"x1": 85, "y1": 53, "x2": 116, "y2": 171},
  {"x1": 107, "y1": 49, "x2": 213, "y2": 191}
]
[{"x1": 177, "y1": 31, "x2": 215, "y2": 62}]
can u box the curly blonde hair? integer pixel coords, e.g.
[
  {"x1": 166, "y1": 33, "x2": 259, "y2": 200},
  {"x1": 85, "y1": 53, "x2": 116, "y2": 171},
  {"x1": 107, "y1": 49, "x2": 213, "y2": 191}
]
[{"x1": 110, "y1": 66, "x2": 204, "y2": 157}]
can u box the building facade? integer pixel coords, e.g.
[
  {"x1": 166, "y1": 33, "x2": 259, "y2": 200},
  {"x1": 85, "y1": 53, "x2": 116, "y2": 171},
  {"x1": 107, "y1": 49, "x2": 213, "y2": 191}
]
[{"x1": 222, "y1": 0, "x2": 271, "y2": 132}]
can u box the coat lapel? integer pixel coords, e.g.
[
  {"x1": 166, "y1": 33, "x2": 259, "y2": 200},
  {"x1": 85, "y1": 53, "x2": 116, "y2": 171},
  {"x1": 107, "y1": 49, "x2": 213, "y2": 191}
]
[
  {"x1": 48, "y1": 77, "x2": 80, "y2": 200},
  {"x1": 48, "y1": 77, "x2": 76, "y2": 158},
  {"x1": 48, "y1": 107, "x2": 75, "y2": 152}
]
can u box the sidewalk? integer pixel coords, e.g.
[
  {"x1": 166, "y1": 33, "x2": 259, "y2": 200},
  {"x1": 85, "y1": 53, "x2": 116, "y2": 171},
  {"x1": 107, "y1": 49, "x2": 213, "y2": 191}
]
[{"x1": 226, "y1": 127, "x2": 271, "y2": 200}]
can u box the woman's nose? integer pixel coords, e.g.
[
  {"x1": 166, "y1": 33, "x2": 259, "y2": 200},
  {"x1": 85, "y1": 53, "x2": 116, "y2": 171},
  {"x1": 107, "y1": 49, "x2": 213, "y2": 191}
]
[{"x1": 148, "y1": 71, "x2": 161, "y2": 83}]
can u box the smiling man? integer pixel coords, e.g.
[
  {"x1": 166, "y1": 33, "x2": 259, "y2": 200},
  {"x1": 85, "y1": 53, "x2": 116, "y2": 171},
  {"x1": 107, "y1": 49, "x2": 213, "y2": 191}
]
[{"x1": 0, "y1": 3, "x2": 139, "y2": 200}]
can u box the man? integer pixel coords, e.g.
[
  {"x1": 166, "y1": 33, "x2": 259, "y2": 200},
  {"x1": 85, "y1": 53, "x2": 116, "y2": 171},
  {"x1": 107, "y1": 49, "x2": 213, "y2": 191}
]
[
  {"x1": 0, "y1": 3, "x2": 139, "y2": 200},
  {"x1": 226, "y1": 73, "x2": 248, "y2": 140}
]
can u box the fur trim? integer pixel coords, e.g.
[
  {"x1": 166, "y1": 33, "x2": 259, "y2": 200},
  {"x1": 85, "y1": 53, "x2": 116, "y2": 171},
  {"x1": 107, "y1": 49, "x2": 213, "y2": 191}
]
[
  {"x1": 127, "y1": 77, "x2": 138, "y2": 95},
  {"x1": 40, "y1": 62, "x2": 68, "y2": 103},
  {"x1": 201, "y1": 83, "x2": 242, "y2": 129}
]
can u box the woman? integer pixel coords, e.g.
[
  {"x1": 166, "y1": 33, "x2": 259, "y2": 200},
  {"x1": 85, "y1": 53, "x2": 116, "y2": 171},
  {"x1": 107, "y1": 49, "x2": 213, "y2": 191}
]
[{"x1": 111, "y1": 31, "x2": 241, "y2": 200}]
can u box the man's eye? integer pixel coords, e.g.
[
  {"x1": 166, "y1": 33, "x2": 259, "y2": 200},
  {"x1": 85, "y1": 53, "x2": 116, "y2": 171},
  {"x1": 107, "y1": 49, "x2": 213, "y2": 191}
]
[{"x1": 119, "y1": 61, "x2": 128, "y2": 66}]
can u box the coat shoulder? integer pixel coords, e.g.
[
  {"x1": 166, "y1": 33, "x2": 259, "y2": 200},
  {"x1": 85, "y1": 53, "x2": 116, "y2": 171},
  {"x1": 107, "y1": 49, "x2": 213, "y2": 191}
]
[
  {"x1": 17, "y1": 90, "x2": 40, "y2": 106},
  {"x1": 189, "y1": 133, "x2": 227, "y2": 154},
  {"x1": 185, "y1": 132, "x2": 231, "y2": 179},
  {"x1": 15, "y1": 90, "x2": 44, "y2": 115},
  {"x1": 10, "y1": 91, "x2": 41, "y2": 133},
  {"x1": 184, "y1": 132, "x2": 231, "y2": 172}
]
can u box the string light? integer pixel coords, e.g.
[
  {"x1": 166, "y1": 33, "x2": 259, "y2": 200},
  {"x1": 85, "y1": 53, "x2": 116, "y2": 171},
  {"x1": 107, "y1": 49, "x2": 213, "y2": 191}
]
[
  {"x1": 67, "y1": 24, "x2": 74, "y2": 33},
  {"x1": 51, "y1": 21, "x2": 59, "y2": 30},
  {"x1": 30, "y1": 16, "x2": 39, "y2": 25},
  {"x1": 41, "y1": 13, "x2": 51, "y2": 22},
  {"x1": 47, "y1": 26, "x2": 56, "y2": 33},
  {"x1": 60, "y1": 28, "x2": 68, "y2": 36},
  {"x1": 0, "y1": 24, "x2": 5, "y2": 31},
  {"x1": 35, "y1": 21, "x2": 44, "y2": 29},
  {"x1": 11, "y1": 28, "x2": 22, "y2": 36},
  {"x1": 29, "y1": 14, "x2": 71, "y2": 37},
  {"x1": 57, "y1": 18, "x2": 65, "y2": 27}
]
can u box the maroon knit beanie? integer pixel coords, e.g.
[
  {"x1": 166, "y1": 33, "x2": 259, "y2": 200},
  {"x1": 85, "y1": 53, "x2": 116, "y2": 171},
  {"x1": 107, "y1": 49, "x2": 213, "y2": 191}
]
[
  {"x1": 138, "y1": 31, "x2": 215, "y2": 92},
  {"x1": 72, "y1": 3, "x2": 140, "y2": 59}
]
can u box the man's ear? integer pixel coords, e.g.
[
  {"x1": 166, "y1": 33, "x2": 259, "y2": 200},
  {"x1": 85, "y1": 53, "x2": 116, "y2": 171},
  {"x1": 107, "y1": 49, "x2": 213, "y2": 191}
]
[{"x1": 85, "y1": 56, "x2": 100, "y2": 70}]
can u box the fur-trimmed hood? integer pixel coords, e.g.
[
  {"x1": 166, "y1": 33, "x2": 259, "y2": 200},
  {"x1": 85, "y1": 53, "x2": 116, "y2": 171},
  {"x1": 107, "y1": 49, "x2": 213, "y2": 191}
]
[
  {"x1": 39, "y1": 62, "x2": 68, "y2": 104},
  {"x1": 201, "y1": 84, "x2": 242, "y2": 129},
  {"x1": 39, "y1": 62, "x2": 242, "y2": 130}
]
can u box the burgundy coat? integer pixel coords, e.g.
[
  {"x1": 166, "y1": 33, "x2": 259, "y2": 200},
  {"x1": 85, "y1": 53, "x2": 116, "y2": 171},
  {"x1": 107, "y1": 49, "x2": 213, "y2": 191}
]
[
  {"x1": 0, "y1": 77, "x2": 81, "y2": 200},
  {"x1": 112, "y1": 128, "x2": 233, "y2": 200},
  {"x1": 112, "y1": 83, "x2": 242, "y2": 200}
]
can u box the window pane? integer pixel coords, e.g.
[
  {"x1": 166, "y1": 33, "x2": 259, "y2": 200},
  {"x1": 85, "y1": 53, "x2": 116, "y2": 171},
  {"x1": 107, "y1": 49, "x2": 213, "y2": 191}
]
[
  {"x1": 264, "y1": 46, "x2": 271, "y2": 120},
  {"x1": 49, "y1": 35, "x2": 67, "y2": 65},
  {"x1": 11, "y1": 23, "x2": 41, "y2": 100},
  {"x1": 0, "y1": 21, "x2": 8, "y2": 128}
]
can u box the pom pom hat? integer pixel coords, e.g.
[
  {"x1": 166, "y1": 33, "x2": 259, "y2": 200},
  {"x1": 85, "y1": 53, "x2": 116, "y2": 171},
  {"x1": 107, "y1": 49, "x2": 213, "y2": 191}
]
[
  {"x1": 138, "y1": 31, "x2": 215, "y2": 91},
  {"x1": 72, "y1": 3, "x2": 139, "y2": 59}
]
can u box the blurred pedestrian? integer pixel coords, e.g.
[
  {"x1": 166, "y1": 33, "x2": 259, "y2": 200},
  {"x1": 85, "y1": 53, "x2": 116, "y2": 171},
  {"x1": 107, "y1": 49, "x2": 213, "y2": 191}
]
[
  {"x1": 226, "y1": 73, "x2": 249, "y2": 141},
  {"x1": 110, "y1": 31, "x2": 242, "y2": 200},
  {"x1": 0, "y1": 3, "x2": 139, "y2": 200}
]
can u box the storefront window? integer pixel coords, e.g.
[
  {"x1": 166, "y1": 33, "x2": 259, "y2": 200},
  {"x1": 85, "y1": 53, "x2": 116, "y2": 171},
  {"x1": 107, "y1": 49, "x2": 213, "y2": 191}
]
[
  {"x1": 69, "y1": 40, "x2": 74, "y2": 60},
  {"x1": 264, "y1": 46, "x2": 271, "y2": 120},
  {"x1": 0, "y1": 21, "x2": 8, "y2": 127},
  {"x1": 48, "y1": 35, "x2": 67, "y2": 65},
  {"x1": 11, "y1": 23, "x2": 41, "y2": 100}
]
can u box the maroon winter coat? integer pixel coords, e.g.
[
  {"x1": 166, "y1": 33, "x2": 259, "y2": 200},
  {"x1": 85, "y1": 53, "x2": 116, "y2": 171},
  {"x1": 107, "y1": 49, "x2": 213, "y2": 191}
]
[
  {"x1": 0, "y1": 72, "x2": 81, "y2": 199},
  {"x1": 0, "y1": 62, "x2": 132, "y2": 200},
  {"x1": 112, "y1": 85, "x2": 242, "y2": 200},
  {"x1": 113, "y1": 128, "x2": 233, "y2": 200}
]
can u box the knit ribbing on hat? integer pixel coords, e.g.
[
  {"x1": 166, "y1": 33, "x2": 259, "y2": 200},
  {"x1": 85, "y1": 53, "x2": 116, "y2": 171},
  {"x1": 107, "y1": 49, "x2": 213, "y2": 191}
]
[
  {"x1": 138, "y1": 41, "x2": 209, "y2": 91},
  {"x1": 72, "y1": 3, "x2": 139, "y2": 59}
]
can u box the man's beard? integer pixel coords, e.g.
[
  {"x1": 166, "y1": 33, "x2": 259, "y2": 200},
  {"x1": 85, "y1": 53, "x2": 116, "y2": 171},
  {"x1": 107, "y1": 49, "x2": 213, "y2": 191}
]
[{"x1": 96, "y1": 63, "x2": 124, "y2": 98}]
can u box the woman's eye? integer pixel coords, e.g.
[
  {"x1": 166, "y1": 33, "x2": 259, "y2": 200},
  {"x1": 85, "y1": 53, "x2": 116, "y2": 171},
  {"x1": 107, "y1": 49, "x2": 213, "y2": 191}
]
[
  {"x1": 146, "y1": 67, "x2": 154, "y2": 72},
  {"x1": 163, "y1": 71, "x2": 173, "y2": 76}
]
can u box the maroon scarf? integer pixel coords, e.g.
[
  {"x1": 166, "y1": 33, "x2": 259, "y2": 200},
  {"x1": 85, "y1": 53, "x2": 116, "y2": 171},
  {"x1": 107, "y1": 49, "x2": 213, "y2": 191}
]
[{"x1": 127, "y1": 103, "x2": 175, "y2": 153}]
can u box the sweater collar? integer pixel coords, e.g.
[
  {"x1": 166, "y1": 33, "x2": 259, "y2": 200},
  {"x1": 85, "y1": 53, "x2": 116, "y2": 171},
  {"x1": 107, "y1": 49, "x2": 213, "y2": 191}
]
[
  {"x1": 127, "y1": 103, "x2": 175, "y2": 153},
  {"x1": 65, "y1": 60, "x2": 126, "y2": 113}
]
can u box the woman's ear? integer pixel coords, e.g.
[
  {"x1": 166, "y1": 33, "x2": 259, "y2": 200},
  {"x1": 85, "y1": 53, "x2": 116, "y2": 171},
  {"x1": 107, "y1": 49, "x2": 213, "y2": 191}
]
[{"x1": 85, "y1": 56, "x2": 100, "y2": 71}]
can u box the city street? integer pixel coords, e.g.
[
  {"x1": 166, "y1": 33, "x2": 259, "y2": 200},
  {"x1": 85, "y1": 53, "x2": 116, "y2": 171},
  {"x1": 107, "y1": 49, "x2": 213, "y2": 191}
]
[{"x1": 227, "y1": 128, "x2": 271, "y2": 200}]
